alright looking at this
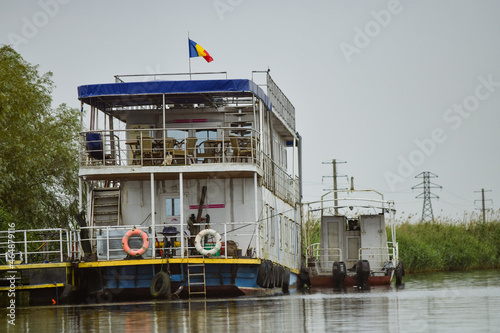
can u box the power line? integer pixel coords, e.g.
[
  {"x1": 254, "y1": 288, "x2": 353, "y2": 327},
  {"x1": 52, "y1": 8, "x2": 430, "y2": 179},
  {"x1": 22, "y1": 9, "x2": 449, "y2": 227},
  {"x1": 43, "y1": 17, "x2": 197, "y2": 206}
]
[
  {"x1": 412, "y1": 171, "x2": 442, "y2": 222},
  {"x1": 442, "y1": 188, "x2": 473, "y2": 203}
]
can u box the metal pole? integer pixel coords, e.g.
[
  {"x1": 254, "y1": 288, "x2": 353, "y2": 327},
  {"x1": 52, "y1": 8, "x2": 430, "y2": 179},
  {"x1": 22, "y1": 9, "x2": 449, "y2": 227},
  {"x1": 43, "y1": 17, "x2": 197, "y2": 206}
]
[
  {"x1": 163, "y1": 94, "x2": 166, "y2": 160},
  {"x1": 306, "y1": 204, "x2": 310, "y2": 251},
  {"x1": 475, "y1": 188, "x2": 491, "y2": 222},
  {"x1": 188, "y1": 32, "x2": 192, "y2": 80},
  {"x1": 24, "y1": 231, "x2": 28, "y2": 264},
  {"x1": 179, "y1": 172, "x2": 185, "y2": 258},
  {"x1": 482, "y1": 188, "x2": 486, "y2": 223},
  {"x1": 333, "y1": 159, "x2": 338, "y2": 215},
  {"x1": 106, "y1": 227, "x2": 110, "y2": 261},
  {"x1": 59, "y1": 230, "x2": 64, "y2": 262},
  {"x1": 254, "y1": 172, "x2": 260, "y2": 258},
  {"x1": 150, "y1": 172, "x2": 155, "y2": 259},
  {"x1": 259, "y1": 102, "x2": 264, "y2": 166},
  {"x1": 78, "y1": 177, "x2": 83, "y2": 212},
  {"x1": 109, "y1": 114, "x2": 115, "y2": 162}
]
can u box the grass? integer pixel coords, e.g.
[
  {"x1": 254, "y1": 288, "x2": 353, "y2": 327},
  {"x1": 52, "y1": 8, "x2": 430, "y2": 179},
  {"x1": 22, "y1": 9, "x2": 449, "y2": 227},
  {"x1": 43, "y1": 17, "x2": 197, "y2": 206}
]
[{"x1": 392, "y1": 210, "x2": 500, "y2": 273}]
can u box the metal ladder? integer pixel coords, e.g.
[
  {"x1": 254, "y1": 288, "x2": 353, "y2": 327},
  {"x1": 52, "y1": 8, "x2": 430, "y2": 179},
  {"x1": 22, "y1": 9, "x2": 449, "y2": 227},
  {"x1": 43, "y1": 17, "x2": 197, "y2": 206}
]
[
  {"x1": 92, "y1": 187, "x2": 120, "y2": 226},
  {"x1": 187, "y1": 256, "x2": 207, "y2": 299}
]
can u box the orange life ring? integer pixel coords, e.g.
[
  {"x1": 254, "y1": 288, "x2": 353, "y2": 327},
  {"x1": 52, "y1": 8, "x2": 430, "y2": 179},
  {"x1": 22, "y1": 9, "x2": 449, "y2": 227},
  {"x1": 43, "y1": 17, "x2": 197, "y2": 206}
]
[{"x1": 122, "y1": 228, "x2": 149, "y2": 256}]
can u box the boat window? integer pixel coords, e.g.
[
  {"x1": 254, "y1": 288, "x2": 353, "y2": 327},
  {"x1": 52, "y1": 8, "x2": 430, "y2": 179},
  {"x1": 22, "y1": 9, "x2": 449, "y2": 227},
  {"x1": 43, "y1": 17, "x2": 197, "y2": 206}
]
[
  {"x1": 196, "y1": 129, "x2": 218, "y2": 140},
  {"x1": 196, "y1": 129, "x2": 218, "y2": 146},
  {"x1": 348, "y1": 219, "x2": 360, "y2": 231},
  {"x1": 165, "y1": 198, "x2": 180, "y2": 216},
  {"x1": 347, "y1": 237, "x2": 360, "y2": 260},
  {"x1": 166, "y1": 130, "x2": 187, "y2": 141}
]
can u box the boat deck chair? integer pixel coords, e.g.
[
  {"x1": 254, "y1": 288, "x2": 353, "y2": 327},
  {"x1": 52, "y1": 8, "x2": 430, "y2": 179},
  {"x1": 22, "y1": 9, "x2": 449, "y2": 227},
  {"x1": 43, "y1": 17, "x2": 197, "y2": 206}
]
[{"x1": 230, "y1": 136, "x2": 252, "y2": 162}]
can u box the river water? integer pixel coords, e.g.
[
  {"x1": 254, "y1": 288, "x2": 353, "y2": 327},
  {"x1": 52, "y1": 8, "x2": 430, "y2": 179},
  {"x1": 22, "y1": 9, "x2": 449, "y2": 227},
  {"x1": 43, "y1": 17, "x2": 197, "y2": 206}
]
[{"x1": 2, "y1": 270, "x2": 500, "y2": 332}]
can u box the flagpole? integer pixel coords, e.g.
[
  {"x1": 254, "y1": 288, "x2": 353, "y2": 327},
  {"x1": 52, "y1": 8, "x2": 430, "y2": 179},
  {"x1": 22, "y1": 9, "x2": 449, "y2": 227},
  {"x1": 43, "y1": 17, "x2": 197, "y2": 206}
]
[{"x1": 188, "y1": 32, "x2": 192, "y2": 80}]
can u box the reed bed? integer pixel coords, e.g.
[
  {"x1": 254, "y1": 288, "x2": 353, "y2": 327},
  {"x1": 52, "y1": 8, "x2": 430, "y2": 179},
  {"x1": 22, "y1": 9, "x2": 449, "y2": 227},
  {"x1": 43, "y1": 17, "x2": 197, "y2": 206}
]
[{"x1": 392, "y1": 210, "x2": 500, "y2": 273}]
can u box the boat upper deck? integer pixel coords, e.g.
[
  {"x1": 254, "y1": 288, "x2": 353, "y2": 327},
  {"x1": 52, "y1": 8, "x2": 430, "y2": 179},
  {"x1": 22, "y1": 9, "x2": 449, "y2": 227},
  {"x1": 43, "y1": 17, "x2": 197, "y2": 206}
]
[
  {"x1": 78, "y1": 72, "x2": 295, "y2": 136},
  {"x1": 78, "y1": 72, "x2": 301, "y2": 205}
]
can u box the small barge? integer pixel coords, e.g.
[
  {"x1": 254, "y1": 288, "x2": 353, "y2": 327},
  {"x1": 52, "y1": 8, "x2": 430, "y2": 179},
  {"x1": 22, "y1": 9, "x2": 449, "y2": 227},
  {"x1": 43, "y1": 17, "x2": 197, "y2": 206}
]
[{"x1": 305, "y1": 187, "x2": 404, "y2": 288}]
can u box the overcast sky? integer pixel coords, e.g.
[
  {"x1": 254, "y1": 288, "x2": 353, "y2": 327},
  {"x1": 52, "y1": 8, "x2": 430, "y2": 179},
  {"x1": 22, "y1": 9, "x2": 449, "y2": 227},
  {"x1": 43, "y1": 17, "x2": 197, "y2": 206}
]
[{"x1": 2, "y1": 0, "x2": 499, "y2": 222}]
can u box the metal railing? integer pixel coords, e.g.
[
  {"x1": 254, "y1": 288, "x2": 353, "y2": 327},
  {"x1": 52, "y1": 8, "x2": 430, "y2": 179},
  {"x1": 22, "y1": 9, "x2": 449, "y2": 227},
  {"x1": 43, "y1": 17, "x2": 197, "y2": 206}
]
[
  {"x1": 252, "y1": 71, "x2": 295, "y2": 132},
  {"x1": 81, "y1": 126, "x2": 299, "y2": 206},
  {"x1": 266, "y1": 74, "x2": 295, "y2": 132},
  {"x1": 307, "y1": 243, "x2": 342, "y2": 274},
  {"x1": 70, "y1": 221, "x2": 259, "y2": 261},
  {"x1": 114, "y1": 71, "x2": 228, "y2": 82},
  {"x1": 0, "y1": 228, "x2": 70, "y2": 265},
  {"x1": 358, "y1": 246, "x2": 395, "y2": 270},
  {"x1": 307, "y1": 242, "x2": 398, "y2": 274},
  {"x1": 81, "y1": 127, "x2": 262, "y2": 167},
  {"x1": 0, "y1": 219, "x2": 267, "y2": 264}
]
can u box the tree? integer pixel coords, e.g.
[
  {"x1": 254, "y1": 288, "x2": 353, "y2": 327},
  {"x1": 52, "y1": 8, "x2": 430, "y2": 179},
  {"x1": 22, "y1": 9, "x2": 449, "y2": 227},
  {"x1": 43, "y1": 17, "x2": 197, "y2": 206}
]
[
  {"x1": 0, "y1": 45, "x2": 80, "y2": 230},
  {"x1": 302, "y1": 213, "x2": 321, "y2": 256}
]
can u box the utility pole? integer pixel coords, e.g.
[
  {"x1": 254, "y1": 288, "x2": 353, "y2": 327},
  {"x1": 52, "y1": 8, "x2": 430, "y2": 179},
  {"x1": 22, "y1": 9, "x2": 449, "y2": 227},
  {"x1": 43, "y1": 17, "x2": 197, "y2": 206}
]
[
  {"x1": 412, "y1": 172, "x2": 442, "y2": 222},
  {"x1": 474, "y1": 188, "x2": 492, "y2": 223},
  {"x1": 322, "y1": 159, "x2": 346, "y2": 215}
]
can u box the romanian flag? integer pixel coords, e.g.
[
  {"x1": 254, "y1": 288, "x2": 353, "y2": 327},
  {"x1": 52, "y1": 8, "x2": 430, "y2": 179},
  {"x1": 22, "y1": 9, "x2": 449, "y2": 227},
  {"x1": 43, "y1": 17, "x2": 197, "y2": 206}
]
[{"x1": 188, "y1": 39, "x2": 213, "y2": 63}]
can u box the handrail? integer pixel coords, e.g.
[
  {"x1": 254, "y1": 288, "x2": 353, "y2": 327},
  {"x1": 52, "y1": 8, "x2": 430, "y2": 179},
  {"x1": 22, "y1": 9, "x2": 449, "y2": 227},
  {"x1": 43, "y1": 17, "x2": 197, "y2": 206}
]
[
  {"x1": 71, "y1": 221, "x2": 260, "y2": 261},
  {"x1": 307, "y1": 242, "x2": 397, "y2": 271},
  {"x1": 306, "y1": 243, "x2": 342, "y2": 274},
  {"x1": 0, "y1": 220, "x2": 262, "y2": 265},
  {"x1": 81, "y1": 126, "x2": 262, "y2": 167},
  {"x1": 81, "y1": 126, "x2": 298, "y2": 205},
  {"x1": 0, "y1": 228, "x2": 70, "y2": 264},
  {"x1": 114, "y1": 71, "x2": 228, "y2": 82}
]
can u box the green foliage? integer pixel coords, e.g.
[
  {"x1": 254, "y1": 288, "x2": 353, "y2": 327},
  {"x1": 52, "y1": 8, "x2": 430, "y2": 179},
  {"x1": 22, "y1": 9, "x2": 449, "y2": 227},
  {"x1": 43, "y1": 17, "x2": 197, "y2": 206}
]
[
  {"x1": 0, "y1": 45, "x2": 80, "y2": 230},
  {"x1": 394, "y1": 211, "x2": 500, "y2": 273},
  {"x1": 302, "y1": 213, "x2": 321, "y2": 256}
]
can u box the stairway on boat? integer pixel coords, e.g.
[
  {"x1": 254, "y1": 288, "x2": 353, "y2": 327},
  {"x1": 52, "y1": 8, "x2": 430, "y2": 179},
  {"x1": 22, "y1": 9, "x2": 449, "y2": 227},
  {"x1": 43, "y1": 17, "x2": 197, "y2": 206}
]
[{"x1": 92, "y1": 188, "x2": 120, "y2": 226}]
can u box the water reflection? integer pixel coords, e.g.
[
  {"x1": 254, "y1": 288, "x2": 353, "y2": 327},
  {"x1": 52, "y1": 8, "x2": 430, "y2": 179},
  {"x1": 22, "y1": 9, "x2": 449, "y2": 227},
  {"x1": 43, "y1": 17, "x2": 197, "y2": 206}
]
[{"x1": 3, "y1": 270, "x2": 500, "y2": 332}]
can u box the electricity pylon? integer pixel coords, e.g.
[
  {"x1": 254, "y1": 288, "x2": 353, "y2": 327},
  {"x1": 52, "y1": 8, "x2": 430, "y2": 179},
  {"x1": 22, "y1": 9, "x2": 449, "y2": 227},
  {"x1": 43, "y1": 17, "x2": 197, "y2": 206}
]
[{"x1": 412, "y1": 172, "x2": 442, "y2": 222}]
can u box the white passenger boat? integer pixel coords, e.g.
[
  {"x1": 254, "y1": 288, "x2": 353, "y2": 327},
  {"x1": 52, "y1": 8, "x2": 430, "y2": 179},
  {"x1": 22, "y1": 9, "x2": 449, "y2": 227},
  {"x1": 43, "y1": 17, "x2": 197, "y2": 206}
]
[{"x1": 0, "y1": 71, "x2": 304, "y2": 303}]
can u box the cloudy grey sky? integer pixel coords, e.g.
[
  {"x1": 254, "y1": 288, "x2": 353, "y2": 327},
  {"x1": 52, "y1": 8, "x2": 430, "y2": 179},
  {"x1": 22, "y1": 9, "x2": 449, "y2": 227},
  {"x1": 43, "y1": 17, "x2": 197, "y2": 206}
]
[{"x1": 2, "y1": 0, "x2": 499, "y2": 221}]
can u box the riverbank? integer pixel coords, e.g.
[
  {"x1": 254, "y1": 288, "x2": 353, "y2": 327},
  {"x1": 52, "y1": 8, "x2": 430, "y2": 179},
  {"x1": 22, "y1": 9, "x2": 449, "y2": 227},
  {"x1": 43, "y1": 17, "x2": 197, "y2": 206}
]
[{"x1": 393, "y1": 216, "x2": 500, "y2": 274}]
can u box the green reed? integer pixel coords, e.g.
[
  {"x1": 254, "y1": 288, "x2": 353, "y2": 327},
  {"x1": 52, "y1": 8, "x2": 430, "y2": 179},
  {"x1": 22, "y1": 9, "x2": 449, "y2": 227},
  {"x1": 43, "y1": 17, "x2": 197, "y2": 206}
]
[{"x1": 390, "y1": 210, "x2": 500, "y2": 273}]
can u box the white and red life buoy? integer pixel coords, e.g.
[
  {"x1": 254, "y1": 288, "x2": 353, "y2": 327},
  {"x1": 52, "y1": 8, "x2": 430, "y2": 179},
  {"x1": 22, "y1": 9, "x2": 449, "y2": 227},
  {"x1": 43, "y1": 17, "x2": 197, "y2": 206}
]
[
  {"x1": 194, "y1": 229, "x2": 221, "y2": 256},
  {"x1": 122, "y1": 228, "x2": 149, "y2": 256}
]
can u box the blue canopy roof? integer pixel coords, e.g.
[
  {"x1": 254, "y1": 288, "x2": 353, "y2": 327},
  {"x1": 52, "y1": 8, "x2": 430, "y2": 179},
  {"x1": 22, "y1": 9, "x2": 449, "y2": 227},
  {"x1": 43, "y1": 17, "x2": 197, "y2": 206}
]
[{"x1": 78, "y1": 79, "x2": 272, "y2": 111}]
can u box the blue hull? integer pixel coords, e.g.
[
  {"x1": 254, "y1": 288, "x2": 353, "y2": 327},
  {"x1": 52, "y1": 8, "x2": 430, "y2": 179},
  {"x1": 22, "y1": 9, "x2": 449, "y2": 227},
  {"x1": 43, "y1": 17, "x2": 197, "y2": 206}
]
[{"x1": 85, "y1": 262, "x2": 298, "y2": 300}]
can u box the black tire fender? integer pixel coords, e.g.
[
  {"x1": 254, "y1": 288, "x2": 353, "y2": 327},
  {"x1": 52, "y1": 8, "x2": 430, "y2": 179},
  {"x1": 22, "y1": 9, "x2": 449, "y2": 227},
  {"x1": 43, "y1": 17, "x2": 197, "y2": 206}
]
[
  {"x1": 395, "y1": 261, "x2": 404, "y2": 286},
  {"x1": 150, "y1": 271, "x2": 171, "y2": 297}
]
